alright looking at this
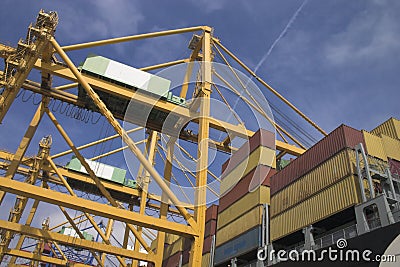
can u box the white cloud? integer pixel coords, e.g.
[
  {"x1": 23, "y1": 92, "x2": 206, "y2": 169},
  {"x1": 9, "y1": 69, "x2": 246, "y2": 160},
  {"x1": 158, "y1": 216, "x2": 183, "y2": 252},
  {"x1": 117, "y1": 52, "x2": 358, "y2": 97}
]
[
  {"x1": 56, "y1": 0, "x2": 144, "y2": 43},
  {"x1": 324, "y1": 2, "x2": 400, "y2": 65}
]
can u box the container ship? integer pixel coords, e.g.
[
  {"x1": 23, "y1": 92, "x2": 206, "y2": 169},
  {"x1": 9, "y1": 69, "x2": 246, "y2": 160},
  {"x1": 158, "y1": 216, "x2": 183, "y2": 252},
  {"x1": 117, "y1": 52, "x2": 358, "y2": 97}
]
[{"x1": 159, "y1": 118, "x2": 400, "y2": 267}]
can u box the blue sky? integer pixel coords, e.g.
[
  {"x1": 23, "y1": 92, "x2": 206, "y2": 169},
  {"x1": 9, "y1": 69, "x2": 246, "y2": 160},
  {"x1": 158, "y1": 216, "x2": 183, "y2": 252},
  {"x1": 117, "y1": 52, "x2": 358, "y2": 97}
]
[
  {"x1": 1, "y1": 0, "x2": 399, "y2": 138},
  {"x1": 0, "y1": 0, "x2": 399, "y2": 263}
]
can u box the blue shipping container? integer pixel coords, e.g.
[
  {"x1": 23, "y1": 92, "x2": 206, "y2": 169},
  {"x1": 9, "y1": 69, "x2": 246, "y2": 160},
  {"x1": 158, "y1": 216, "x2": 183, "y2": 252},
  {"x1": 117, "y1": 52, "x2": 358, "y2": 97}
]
[{"x1": 214, "y1": 226, "x2": 261, "y2": 265}]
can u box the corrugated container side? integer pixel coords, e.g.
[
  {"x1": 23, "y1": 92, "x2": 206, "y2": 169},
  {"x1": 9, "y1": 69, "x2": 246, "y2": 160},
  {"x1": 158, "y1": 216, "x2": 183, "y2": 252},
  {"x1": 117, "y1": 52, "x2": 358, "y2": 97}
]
[
  {"x1": 271, "y1": 125, "x2": 365, "y2": 195},
  {"x1": 222, "y1": 129, "x2": 275, "y2": 174},
  {"x1": 165, "y1": 234, "x2": 180, "y2": 245},
  {"x1": 205, "y1": 204, "x2": 218, "y2": 222},
  {"x1": 270, "y1": 149, "x2": 352, "y2": 217},
  {"x1": 178, "y1": 250, "x2": 210, "y2": 267},
  {"x1": 381, "y1": 134, "x2": 400, "y2": 161},
  {"x1": 220, "y1": 146, "x2": 275, "y2": 195},
  {"x1": 203, "y1": 235, "x2": 213, "y2": 254},
  {"x1": 205, "y1": 219, "x2": 217, "y2": 238},
  {"x1": 181, "y1": 248, "x2": 190, "y2": 266},
  {"x1": 270, "y1": 175, "x2": 361, "y2": 241},
  {"x1": 163, "y1": 237, "x2": 184, "y2": 259},
  {"x1": 214, "y1": 226, "x2": 261, "y2": 265},
  {"x1": 218, "y1": 186, "x2": 269, "y2": 230},
  {"x1": 162, "y1": 251, "x2": 181, "y2": 267},
  {"x1": 362, "y1": 130, "x2": 388, "y2": 161},
  {"x1": 219, "y1": 167, "x2": 275, "y2": 213},
  {"x1": 371, "y1": 118, "x2": 400, "y2": 140},
  {"x1": 389, "y1": 158, "x2": 400, "y2": 177},
  {"x1": 216, "y1": 205, "x2": 263, "y2": 246},
  {"x1": 202, "y1": 253, "x2": 211, "y2": 267}
]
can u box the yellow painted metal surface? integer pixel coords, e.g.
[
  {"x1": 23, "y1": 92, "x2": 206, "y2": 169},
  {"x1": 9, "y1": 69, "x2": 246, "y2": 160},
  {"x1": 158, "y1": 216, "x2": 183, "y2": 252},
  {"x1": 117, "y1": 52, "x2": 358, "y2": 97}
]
[
  {"x1": 381, "y1": 134, "x2": 400, "y2": 161},
  {"x1": 270, "y1": 175, "x2": 361, "y2": 241},
  {"x1": 220, "y1": 146, "x2": 275, "y2": 195},
  {"x1": 216, "y1": 205, "x2": 263, "y2": 246},
  {"x1": 371, "y1": 117, "x2": 400, "y2": 140},
  {"x1": 363, "y1": 130, "x2": 388, "y2": 161},
  {"x1": 271, "y1": 149, "x2": 352, "y2": 217},
  {"x1": 217, "y1": 186, "x2": 270, "y2": 230}
]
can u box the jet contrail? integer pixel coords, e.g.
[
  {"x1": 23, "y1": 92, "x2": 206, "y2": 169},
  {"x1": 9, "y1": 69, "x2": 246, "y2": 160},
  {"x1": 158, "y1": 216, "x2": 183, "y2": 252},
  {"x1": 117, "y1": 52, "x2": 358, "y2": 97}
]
[{"x1": 253, "y1": 0, "x2": 309, "y2": 74}]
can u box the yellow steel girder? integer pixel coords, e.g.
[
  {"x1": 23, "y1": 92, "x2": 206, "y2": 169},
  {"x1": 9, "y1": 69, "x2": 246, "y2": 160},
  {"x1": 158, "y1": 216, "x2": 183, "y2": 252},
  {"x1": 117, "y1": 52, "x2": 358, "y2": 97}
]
[
  {"x1": 0, "y1": 220, "x2": 153, "y2": 263},
  {"x1": 0, "y1": 178, "x2": 197, "y2": 237},
  {"x1": 4, "y1": 249, "x2": 68, "y2": 266},
  {"x1": 30, "y1": 59, "x2": 305, "y2": 156},
  {"x1": 0, "y1": 150, "x2": 195, "y2": 210}
]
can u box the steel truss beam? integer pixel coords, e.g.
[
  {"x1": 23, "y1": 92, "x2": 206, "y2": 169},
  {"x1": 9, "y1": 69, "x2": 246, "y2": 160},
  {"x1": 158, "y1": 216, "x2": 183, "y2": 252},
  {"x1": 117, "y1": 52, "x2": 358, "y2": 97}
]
[
  {"x1": 29, "y1": 58, "x2": 304, "y2": 155},
  {"x1": 0, "y1": 150, "x2": 194, "y2": 210},
  {"x1": 0, "y1": 178, "x2": 197, "y2": 237},
  {"x1": 5, "y1": 249, "x2": 68, "y2": 266},
  {"x1": 0, "y1": 220, "x2": 154, "y2": 263},
  {"x1": 50, "y1": 37, "x2": 198, "y2": 230}
]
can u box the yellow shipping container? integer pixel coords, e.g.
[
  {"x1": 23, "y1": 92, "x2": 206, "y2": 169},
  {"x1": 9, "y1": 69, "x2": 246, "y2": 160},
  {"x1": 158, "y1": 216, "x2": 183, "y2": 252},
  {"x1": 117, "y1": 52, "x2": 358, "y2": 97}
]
[
  {"x1": 218, "y1": 186, "x2": 270, "y2": 230},
  {"x1": 202, "y1": 253, "x2": 210, "y2": 267},
  {"x1": 220, "y1": 146, "x2": 275, "y2": 195},
  {"x1": 271, "y1": 149, "x2": 352, "y2": 217},
  {"x1": 163, "y1": 237, "x2": 185, "y2": 260},
  {"x1": 216, "y1": 205, "x2": 263, "y2": 246},
  {"x1": 151, "y1": 234, "x2": 179, "y2": 251},
  {"x1": 362, "y1": 130, "x2": 387, "y2": 161},
  {"x1": 270, "y1": 175, "x2": 361, "y2": 241},
  {"x1": 371, "y1": 117, "x2": 400, "y2": 140},
  {"x1": 381, "y1": 134, "x2": 400, "y2": 161}
]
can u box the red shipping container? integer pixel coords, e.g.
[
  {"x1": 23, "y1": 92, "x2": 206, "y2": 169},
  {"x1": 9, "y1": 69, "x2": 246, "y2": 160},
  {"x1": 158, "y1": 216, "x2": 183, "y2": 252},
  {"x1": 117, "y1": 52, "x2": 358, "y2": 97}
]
[
  {"x1": 182, "y1": 248, "x2": 190, "y2": 265},
  {"x1": 219, "y1": 166, "x2": 276, "y2": 213},
  {"x1": 270, "y1": 124, "x2": 365, "y2": 195},
  {"x1": 205, "y1": 204, "x2": 218, "y2": 223},
  {"x1": 204, "y1": 219, "x2": 217, "y2": 238},
  {"x1": 162, "y1": 251, "x2": 181, "y2": 267},
  {"x1": 222, "y1": 129, "x2": 275, "y2": 175},
  {"x1": 203, "y1": 235, "x2": 214, "y2": 254}
]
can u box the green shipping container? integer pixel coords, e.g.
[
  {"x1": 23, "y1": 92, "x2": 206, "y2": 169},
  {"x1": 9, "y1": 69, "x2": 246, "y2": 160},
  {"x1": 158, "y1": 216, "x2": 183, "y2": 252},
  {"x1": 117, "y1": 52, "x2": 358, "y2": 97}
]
[
  {"x1": 65, "y1": 156, "x2": 126, "y2": 185},
  {"x1": 80, "y1": 54, "x2": 171, "y2": 98}
]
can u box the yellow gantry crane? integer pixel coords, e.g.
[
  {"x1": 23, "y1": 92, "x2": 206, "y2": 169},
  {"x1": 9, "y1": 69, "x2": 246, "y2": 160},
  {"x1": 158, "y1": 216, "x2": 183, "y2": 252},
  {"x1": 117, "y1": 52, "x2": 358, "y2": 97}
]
[{"x1": 0, "y1": 10, "x2": 325, "y2": 267}]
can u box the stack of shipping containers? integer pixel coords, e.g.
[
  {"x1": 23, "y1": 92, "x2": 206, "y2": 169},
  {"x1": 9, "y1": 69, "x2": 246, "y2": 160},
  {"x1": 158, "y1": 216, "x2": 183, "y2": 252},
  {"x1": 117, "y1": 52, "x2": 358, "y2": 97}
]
[
  {"x1": 159, "y1": 205, "x2": 218, "y2": 267},
  {"x1": 270, "y1": 119, "x2": 400, "y2": 248},
  {"x1": 214, "y1": 129, "x2": 276, "y2": 266},
  {"x1": 370, "y1": 118, "x2": 400, "y2": 186},
  {"x1": 151, "y1": 118, "x2": 399, "y2": 266}
]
